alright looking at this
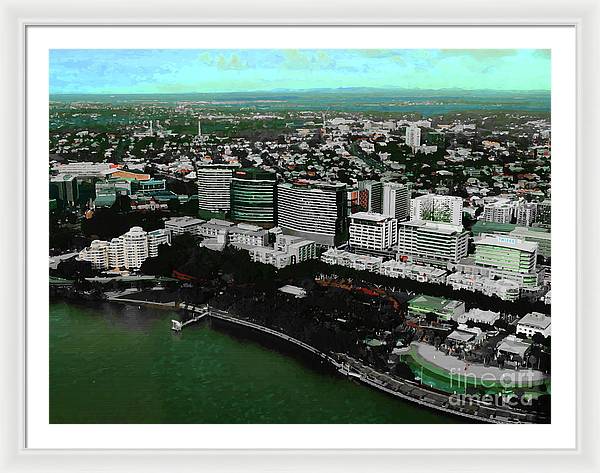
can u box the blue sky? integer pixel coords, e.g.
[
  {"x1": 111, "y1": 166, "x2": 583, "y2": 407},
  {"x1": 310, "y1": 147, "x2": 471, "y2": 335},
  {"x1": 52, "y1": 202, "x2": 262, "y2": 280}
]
[{"x1": 49, "y1": 49, "x2": 551, "y2": 94}]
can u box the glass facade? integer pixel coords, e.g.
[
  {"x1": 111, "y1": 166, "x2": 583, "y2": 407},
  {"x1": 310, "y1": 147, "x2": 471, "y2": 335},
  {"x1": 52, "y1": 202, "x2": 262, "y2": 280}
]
[{"x1": 230, "y1": 168, "x2": 277, "y2": 224}]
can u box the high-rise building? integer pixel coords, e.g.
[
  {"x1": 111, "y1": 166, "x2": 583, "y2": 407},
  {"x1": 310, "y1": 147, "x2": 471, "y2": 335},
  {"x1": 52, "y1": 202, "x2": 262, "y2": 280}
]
[
  {"x1": 230, "y1": 168, "x2": 277, "y2": 224},
  {"x1": 358, "y1": 180, "x2": 383, "y2": 213},
  {"x1": 382, "y1": 183, "x2": 410, "y2": 221},
  {"x1": 197, "y1": 165, "x2": 237, "y2": 212},
  {"x1": 474, "y1": 234, "x2": 537, "y2": 275},
  {"x1": 78, "y1": 226, "x2": 170, "y2": 271},
  {"x1": 516, "y1": 202, "x2": 538, "y2": 227},
  {"x1": 108, "y1": 237, "x2": 125, "y2": 269},
  {"x1": 405, "y1": 125, "x2": 421, "y2": 149},
  {"x1": 122, "y1": 226, "x2": 149, "y2": 269},
  {"x1": 482, "y1": 199, "x2": 518, "y2": 224},
  {"x1": 277, "y1": 181, "x2": 347, "y2": 246},
  {"x1": 147, "y1": 229, "x2": 171, "y2": 258},
  {"x1": 78, "y1": 240, "x2": 109, "y2": 270},
  {"x1": 396, "y1": 220, "x2": 469, "y2": 267},
  {"x1": 411, "y1": 194, "x2": 463, "y2": 226},
  {"x1": 536, "y1": 199, "x2": 551, "y2": 227},
  {"x1": 349, "y1": 212, "x2": 398, "y2": 253}
]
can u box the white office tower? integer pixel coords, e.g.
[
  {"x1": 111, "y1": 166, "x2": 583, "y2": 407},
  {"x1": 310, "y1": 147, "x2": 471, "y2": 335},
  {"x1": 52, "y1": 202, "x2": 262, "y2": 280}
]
[
  {"x1": 198, "y1": 119, "x2": 202, "y2": 139},
  {"x1": 411, "y1": 194, "x2": 463, "y2": 226},
  {"x1": 516, "y1": 202, "x2": 538, "y2": 227},
  {"x1": 277, "y1": 181, "x2": 347, "y2": 246},
  {"x1": 349, "y1": 212, "x2": 398, "y2": 253},
  {"x1": 382, "y1": 183, "x2": 410, "y2": 221},
  {"x1": 197, "y1": 165, "x2": 236, "y2": 212},
  {"x1": 122, "y1": 226, "x2": 149, "y2": 270},
  {"x1": 147, "y1": 229, "x2": 171, "y2": 257},
  {"x1": 397, "y1": 220, "x2": 469, "y2": 267},
  {"x1": 405, "y1": 125, "x2": 421, "y2": 149},
  {"x1": 78, "y1": 240, "x2": 109, "y2": 270}
]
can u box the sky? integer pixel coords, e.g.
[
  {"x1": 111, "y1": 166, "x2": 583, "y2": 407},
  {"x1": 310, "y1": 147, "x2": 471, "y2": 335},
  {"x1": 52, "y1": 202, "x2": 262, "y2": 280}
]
[{"x1": 49, "y1": 49, "x2": 550, "y2": 95}]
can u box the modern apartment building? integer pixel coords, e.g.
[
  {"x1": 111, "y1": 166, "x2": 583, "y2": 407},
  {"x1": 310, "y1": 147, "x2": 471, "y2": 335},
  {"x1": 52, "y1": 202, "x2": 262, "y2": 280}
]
[
  {"x1": 405, "y1": 125, "x2": 421, "y2": 149},
  {"x1": 482, "y1": 198, "x2": 518, "y2": 224},
  {"x1": 197, "y1": 164, "x2": 237, "y2": 212},
  {"x1": 277, "y1": 181, "x2": 347, "y2": 246},
  {"x1": 516, "y1": 202, "x2": 538, "y2": 227},
  {"x1": 358, "y1": 180, "x2": 383, "y2": 213},
  {"x1": 78, "y1": 226, "x2": 170, "y2": 271},
  {"x1": 349, "y1": 212, "x2": 398, "y2": 253},
  {"x1": 382, "y1": 183, "x2": 410, "y2": 221},
  {"x1": 147, "y1": 229, "x2": 171, "y2": 258},
  {"x1": 536, "y1": 199, "x2": 551, "y2": 227},
  {"x1": 411, "y1": 194, "x2": 463, "y2": 226},
  {"x1": 396, "y1": 220, "x2": 469, "y2": 267},
  {"x1": 122, "y1": 226, "x2": 149, "y2": 269},
  {"x1": 230, "y1": 168, "x2": 277, "y2": 224}
]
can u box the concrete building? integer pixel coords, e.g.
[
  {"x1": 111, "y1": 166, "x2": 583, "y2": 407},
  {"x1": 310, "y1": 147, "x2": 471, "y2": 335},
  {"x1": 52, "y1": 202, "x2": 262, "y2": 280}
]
[
  {"x1": 405, "y1": 125, "x2": 421, "y2": 149},
  {"x1": 147, "y1": 229, "x2": 171, "y2": 258},
  {"x1": 228, "y1": 223, "x2": 269, "y2": 247},
  {"x1": 78, "y1": 240, "x2": 109, "y2": 270},
  {"x1": 378, "y1": 260, "x2": 448, "y2": 283},
  {"x1": 516, "y1": 312, "x2": 551, "y2": 338},
  {"x1": 382, "y1": 183, "x2": 410, "y2": 221},
  {"x1": 474, "y1": 234, "x2": 538, "y2": 276},
  {"x1": 358, "y1": 180, "x2": 383, "y2": 213},
  {"x1": 446, "y1": 272, "x2": 521, "y2": 301},
  {"x1": 78, "y1": 226, "x2": 169, "y2": 271},
  {"x1": 349, "y1": 212, "x2": 397, "y2": 253},
  {"x1": 230, "y1": 168, "x2": 277, "y2": 224},
  {"x1": 277, "y1": 181, "x2": 347, "y2": 246},
  {"x1": 165, "y1": 216, "x2": 205, "y2": 237},
  {"x1": 516, "y1": 202, "x2": 538, "y2": 227},
  {"x1": 509, "y1": 226, "x2": 551, "y2": 259},
  {"x1": 456, "y1": 308, "x2": 501, "y2": 325},
  {"x1": 482, "y1": 198, "x2": 518, "y2": 224},
  {"x1": 321, "y1": 248, "x2": 383, "y2": 272},
  {"x1": 407, "y1": 295, "x2": 465, "y2": 322},
  {"x1": 411, "y1": 194, "x2": 463, "y2": 226},
  {"x1": 197, "y1": 165, "x2": 237, "y2": 212},
  {"x1": 122, "y1": 226, "x2": 149, "y2": 270},
  {"x1": 396, "y1": 220, "x2": 469, "y2": 267},
  {"x1": 245, "y1": 234, "x2": 317, "y2": 269},
  {"x1": 536, "y1": 199, "x2": 551, "y2": 227}
]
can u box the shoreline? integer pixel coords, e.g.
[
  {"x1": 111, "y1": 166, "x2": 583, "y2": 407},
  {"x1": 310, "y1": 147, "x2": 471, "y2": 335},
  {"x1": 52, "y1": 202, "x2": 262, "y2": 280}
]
[{"x1": 180, "y1": 303, "x2": 547, "y2": 424}]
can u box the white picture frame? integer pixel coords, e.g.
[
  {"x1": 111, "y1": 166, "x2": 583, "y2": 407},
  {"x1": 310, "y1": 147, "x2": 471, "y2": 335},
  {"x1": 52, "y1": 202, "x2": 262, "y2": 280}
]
[{"x1": 1, "y1": 0, "x2": 599, "y2": 471}]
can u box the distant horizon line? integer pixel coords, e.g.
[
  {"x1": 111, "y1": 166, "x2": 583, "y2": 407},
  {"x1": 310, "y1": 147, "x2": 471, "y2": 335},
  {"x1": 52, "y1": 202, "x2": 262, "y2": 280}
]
[{"x1": 49, "y1": 86, "x2": 551, "y2": 96}]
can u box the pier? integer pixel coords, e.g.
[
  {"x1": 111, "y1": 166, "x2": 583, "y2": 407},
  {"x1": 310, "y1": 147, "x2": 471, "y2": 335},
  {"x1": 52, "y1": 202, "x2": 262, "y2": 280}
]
[
  {"x1": 171, "y1": 304, "x2": 209, "y2": 331},
  {"x1": 174, "y1": 303, "x2": 545, "y2": 424}
]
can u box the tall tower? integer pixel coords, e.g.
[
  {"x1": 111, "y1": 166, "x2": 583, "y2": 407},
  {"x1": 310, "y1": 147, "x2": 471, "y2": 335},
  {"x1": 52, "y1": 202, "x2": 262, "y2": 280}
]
[
  {"x1": 149, "y1": 120, "x2": 153, "y2": 136},
  {"x1": 198, "y1": 119, "x2": 202, "y2": 139}
]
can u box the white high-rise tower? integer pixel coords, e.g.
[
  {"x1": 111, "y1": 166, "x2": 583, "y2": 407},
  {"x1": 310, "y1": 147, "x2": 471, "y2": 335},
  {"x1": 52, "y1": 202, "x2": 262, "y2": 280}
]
[{"x1": 198, "y1": 119, "x2": 202, "y2": 139}]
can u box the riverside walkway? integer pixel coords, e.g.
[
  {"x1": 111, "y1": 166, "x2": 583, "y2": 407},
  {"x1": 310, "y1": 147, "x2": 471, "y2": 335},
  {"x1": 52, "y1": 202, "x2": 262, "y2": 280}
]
[{"x1": 176, "y1": 304, "x2": 546, "y2": 424}]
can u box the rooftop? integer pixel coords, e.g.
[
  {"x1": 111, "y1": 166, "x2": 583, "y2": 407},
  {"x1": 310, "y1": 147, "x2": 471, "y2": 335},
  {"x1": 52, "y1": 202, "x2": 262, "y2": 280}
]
[
  {"x1": 517, "y1": 312, "x2": 551, "y2": 329},
  {"x1": 350, "y1": 211, "x2": 393, "y2": 223}
]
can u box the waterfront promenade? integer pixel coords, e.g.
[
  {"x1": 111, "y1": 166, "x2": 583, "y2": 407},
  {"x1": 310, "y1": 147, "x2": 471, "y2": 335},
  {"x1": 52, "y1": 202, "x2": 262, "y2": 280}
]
[{"x1": 179, "y1": 303, "x2": 548, "y2": 424}]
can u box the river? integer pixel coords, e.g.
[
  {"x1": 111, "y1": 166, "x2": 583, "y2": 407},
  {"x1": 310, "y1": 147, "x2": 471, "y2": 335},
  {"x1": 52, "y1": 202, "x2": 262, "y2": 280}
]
[{"x1": 50, "y1": 300, "x2": 462, "y2": 424}]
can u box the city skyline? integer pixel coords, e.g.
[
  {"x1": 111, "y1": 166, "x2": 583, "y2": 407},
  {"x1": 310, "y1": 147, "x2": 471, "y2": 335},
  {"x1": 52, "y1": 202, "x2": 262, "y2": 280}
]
[{"x1": 49, "y1": 49, "x2": 551, "y2": 95}]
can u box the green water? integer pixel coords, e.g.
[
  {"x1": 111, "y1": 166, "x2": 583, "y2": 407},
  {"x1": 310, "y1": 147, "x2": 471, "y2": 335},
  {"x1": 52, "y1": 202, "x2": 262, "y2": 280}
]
[{"x1": 50, "y1": 301, "x2": 461, "y2": 424}]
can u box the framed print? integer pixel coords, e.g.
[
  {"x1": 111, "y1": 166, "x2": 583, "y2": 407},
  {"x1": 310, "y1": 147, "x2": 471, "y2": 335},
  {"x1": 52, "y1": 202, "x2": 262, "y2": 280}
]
[{"x1": 1, "y1": 0, "x2": 599, "y2": 471}]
